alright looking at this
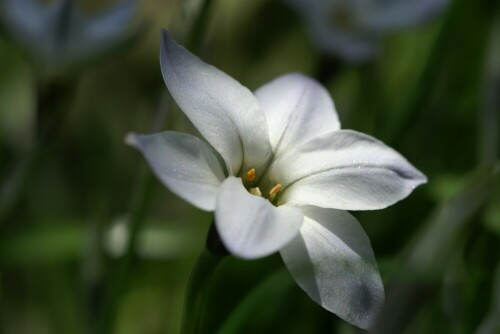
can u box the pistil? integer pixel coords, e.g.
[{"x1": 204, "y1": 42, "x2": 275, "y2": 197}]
[{"x1": 249, "y1": 187, "x2": 262, "y2": 197}]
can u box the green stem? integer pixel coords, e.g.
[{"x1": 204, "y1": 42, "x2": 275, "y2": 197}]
[
  {"x1": 479, "y1": 14, "x2": 500, "y2": 166},
  {"x1": 97, "y1": 160, "x2": 156, "y2": 334},
  {"x1": 216, "y1": 269, "x2": 292, "y2": 334},
  {"x1": 353, "y1": 61, "x2": 379, "y2": 134},
  {"x1": 0, "y1": 142, "x2": 43, "y2": 225},
  {"x1": 181, "y1": 250, "x2": 225, "y2": 334},
  {"x1": 0, "y1": 78, "x2": 77, "y2": 226},
  {"x1": 99, "y1": 1, "x2": 217, "y2": 331},
  {"x1": 314, "y1": 54, "x2": 342, "y2": 86},
  {"x1": 96, "y1": 92, "x2": 170, "y2": 334},
  {"x1": 383, "y1": 2, "x2": 456, "y2": 144},
  {"x1": 187, "y1": 0, "x2": 215, "y2": 52}
]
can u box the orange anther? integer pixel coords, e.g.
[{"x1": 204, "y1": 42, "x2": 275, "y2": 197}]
[{"x1": 245, "y1": 168, "x2": 256, "y2": 182}]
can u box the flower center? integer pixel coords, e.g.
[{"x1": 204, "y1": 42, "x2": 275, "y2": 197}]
[
  {"x1": 330, "y1": 7, "x2": 355, "y2": 30},
  {"x1": 243, "y1": 167, "x2": 282, "y2": 205}
]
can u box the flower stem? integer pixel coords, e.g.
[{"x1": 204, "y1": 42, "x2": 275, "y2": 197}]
[
  {"x1": 99, "y1": 0, "x2": 218, "y2": 330},
  {"x1": 314, "y1": 54, "x2": 342, "y2": 86},
  {"x1": 181, "y1": 247, "x2": 226, "y2": 334},
  {"x1": 479, "y1": 17, "x2": 500, "y2": 166},
  {"x1": 97, "y1": 171, "x2": 155, "y2": 334},
  {"x1": 0, "y1": 78, "x2": 77, "y2": 226},
  {"x1": 187, "y1": 0, "x2": 215, "y2": 52},
  {"x1": 97, "y1": 103, "x2": 161, "y2": 334},
  {"x1": 382, "y1": 0, "x2": 456, "y2": 143},
  {"x1": 182, "y1": 222, "x2": 227, "y2": 333},
  {"x1": 206, "y1": 220, "x2": 229, "y2": 256}
]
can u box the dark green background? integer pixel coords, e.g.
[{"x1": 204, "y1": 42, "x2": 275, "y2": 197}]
[{"x1": 0, "y1": 0, "x2": 499, "y2": 333}]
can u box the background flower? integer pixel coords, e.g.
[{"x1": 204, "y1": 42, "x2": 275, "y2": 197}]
[
  {"x1": 282, "y1": 0, "x2": 450, "y2": 61},
  {"x1": 0, "y1": 0, "x2": 138, "y2": 72}
]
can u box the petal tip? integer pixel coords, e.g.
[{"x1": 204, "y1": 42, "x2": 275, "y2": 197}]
[
  {"x1": 124, "y1": 132, "x2": 139, "y2": 147},
  {"x1": 159, "y1": 28, "x2": 184, "y2": 83},
  {"x1": 160, "y1": 27, "x2": 169, "y2": 39},
  {"x1": 413, "y1": 169, "x2": 428, "y2": 187},
  {"x1": 160, "y1": 28, "x2": 175, "y2": 52}
]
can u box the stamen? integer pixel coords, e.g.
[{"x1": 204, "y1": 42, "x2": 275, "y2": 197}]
[
  {"x1": 249, "y1": 187, "x2": 262, "y2": 197},
  {"x1": 245, "y1": 168, "x2": 256, "y2": 182},
  {"x1": 269, "y1": 183, "x2": 282, "y2": 201}
]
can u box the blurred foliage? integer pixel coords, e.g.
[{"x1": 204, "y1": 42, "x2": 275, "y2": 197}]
[{"x1": 0, "y1": 0, "x2": 499, "y2": 333}]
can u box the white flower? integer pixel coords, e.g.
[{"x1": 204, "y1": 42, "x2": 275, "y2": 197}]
[
  {"x1": 127, "y1": 31, "x2": 427, "y2": 329},
  {"x1": 0, "y1": 0, "x2": 137, "y2": 70},
  {"x1": 282, "y1": 0, "x2": 450, "y2": 61}
]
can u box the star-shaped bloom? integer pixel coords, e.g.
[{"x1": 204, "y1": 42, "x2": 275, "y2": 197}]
[
  {"x1": 127, "y1": 31, "x2": 427, "y2": 329},
  {"x1": 282, "y1": 0, "x2": 450, "y2": 61},
  {"x1": 0, "y1": 0, "x2": 137, "y2": 70}
]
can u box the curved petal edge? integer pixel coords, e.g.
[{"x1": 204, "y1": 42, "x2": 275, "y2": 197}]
[
  {"x1": 280, "y1": 206, "x2": 384, "y2": 329},
  {"x1": 126, "y1": 131, "x2": 225, "y2": 211},
  {"x1": 160, "y1": 30, "x2": 272, "y2": 175},
  {"x1": 272, "y1": 130, "x2": 427, "y2": 210}
]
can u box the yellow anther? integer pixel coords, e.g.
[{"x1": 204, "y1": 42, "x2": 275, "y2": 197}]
[
  {"x1": 269, "y1": 183, "x2": 282, "y2": 201},
  {"x1": 249, "y1": 187, "x2": 262, "y2": 197},
  {"x1": 245, "y1": 168, "x2": 256, "y2": 182},
  {"x1": 269, "y1": 183, "x2": 282, "y2": 195}
]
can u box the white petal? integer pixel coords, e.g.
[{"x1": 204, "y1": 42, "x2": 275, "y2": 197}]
[
  {"x1": 364, "y1": 0, "x2": 450, "y2": 31},
  {"x1": 46, "y1": 0, "x2": 82, "y2": 54},
  {"x1": 0, "y1": 0, "x2": 45, "y2": 33},
  {"x1": 270, "y1": 130, "x2": 427, "y2": 210},
  {"x1": 215, "y1": 177, "x2": 303, "y2": 259},
  {"x1": 280, "y1": 206, "x2": 384, "y2": 329},
  {"x1": 160, "y1": 31, "x2": 272, "y2": 175},
  {"x1": 87, "y1": 0, "x2": 136, "y2": 38},
  {"x1": 310, "y1": 25, "x2": 380, "y2": 62},
  {"x1": 1, "y1": 0, "x2": 136, "y2": 65},
  {"x1": 254, "y1": 73, "x2": 340, "y2": 155},
  {"x1": 126, "y1": 131, "x2": 226, "y2": 211},
  {"x1": 68, "y1": 0, "x2": 136, "y2": 62},
  {"x1": 1, "y1": 0, "x2": 58, "y2": 60},
  {"x1": 282, "y1": 0, "x2": 380, "y2": 62}
]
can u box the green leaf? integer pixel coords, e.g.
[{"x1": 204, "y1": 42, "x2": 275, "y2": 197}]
[{"x1": 216, "y1": 269, "x2": 294, "y2": 334}]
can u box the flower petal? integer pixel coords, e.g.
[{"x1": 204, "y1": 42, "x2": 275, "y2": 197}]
[
  {"x1": 364, "y1": 0, "x2": 450, "y2": 31},
  {"x1": 280, "y1": 206, "x2": 384, "y2": 330},
  {"x1": 126, "y1": 131, "x2": 226, "y2": 211},
  {"x1": 86, "y1": 0, "x2": 136, "y2": 43},
  {"x1": 160, "y1": 30, "x2": 272, "y2": 175},
  {"x1": 254, "y1": 73, "x2": 340, "y2": 155},
  {"x1": 309, "y1": 23, "x2": 380, "y2": 62},
  {"x1": 282, "y1": 0, "x2": 380, "y2": 62},
  {"x1": 0, "y1": 0, "x2": 45, "y2": 32},
  {"x1": 1, "y1": 0, "x2": 70, "y2": 61},
  {"x1": 1, "y1": 0, "x2": 137, "y2": 66},
  {"x1": 215, "y1": 177, "x2": 303, "y2": 259},
  {"x1": 270, "y1": 130, "x2": 427, "y2": 210}
]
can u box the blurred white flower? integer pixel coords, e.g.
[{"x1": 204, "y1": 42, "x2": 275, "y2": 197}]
[
  {"x1": 282, "y1": 0, "x2": 450, "y2": 61},
  {"x1": 127, "y1": 31, "x2": 427, "y2": 329},
  {"x1": 0, "y1": 0, "x2": 137, "y2": 70}
]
